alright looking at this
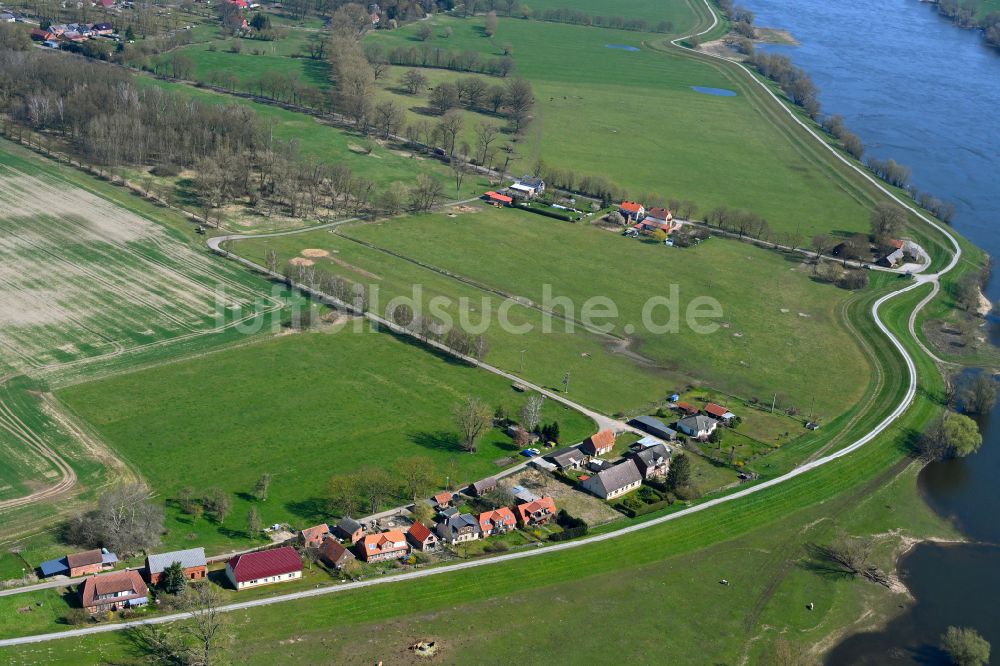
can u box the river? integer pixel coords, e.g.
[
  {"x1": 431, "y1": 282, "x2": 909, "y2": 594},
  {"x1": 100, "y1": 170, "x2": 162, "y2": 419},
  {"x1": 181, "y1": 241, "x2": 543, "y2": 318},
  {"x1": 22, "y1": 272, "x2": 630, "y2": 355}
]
[{"x1": 728, "y1": 0, "x2": 1000, "y2": 662}]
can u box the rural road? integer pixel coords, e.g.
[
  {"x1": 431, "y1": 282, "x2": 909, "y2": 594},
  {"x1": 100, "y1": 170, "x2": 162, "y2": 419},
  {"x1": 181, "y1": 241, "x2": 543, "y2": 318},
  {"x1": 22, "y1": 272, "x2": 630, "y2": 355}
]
[{"x1": 0, "y1": 3, "x2": 965, "y2": 648}]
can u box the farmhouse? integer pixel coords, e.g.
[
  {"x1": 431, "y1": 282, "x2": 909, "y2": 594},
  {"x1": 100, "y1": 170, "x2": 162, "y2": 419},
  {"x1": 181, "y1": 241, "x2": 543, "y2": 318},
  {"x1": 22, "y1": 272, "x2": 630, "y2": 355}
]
[
  {"x1": 704, "y1": 402, "x2": 736, "y2": 424},
  {"x1": 580, "y1": 429, "x2": 615, "y2": 457},
  {"x1": 546, "y1": 444, "x2": 585, "y2": 470},
  {"x1": 676, "y1": 414, "x2": 718, "y2": 440},
  {"x1": 484, "y1": 191, "x2": 513, "y2": 206},
  {"x1": 646, "y1": 207, "x2": 674, "y2": 224},
  {"x1": 333, "y1": 517, "x2": 364, "y2": 544},
  {"x1": 298, "y1": 523, "x2": 332, "y2": 549},
  {"x1": 879, "y1": 247, "x2": 905, "y2": 268},
  {"x1": 406, "y1": 521, "x2": 439, "y2": 551},
  {"x1": 628, "y1": 415, "x2": 676, "y2": 441},
  {"x1": 478, "y1": 507, "x2": 517, "y2": 536},
  {"x1": 68, "y1": 549, "x2": 117, "y2": 577},
  {"x1": 357, "y1": 530, "x2": 410, "y2": 562},
  {"x1": 516, "y1": 496, "x2": 556, "y2": 526},
  {"x1": 581, "y1": 459, "x2": 643, "y2": 500},
  {"x1": 675, "y1": 402, "x2": 699, "y2": 415},
  {"x1": 145, "y1": 547, "x2": 207, "y2": 585},
  {"x1": 226, "y1": 547, "x2": 302, "y2": 590},
  {"x1": 80, "y1": 570, "x2": 148, "y2": 614},
  {"x1": 626, "y1": 443, "x2": 672, "y2": 479},
  {"x1": 318, "y1": 537, "x2": 356, "y2": 569},
  {"x1": 436, "y1": 513, "x2": 481, "y2": 545},
  {"x1": 619, "y1": 201, "x2": 646, "y2": 222},
  {"x1": 510, "y1": 176, "x2": 545, "y2": 198},
  {"x1": 469, "y1": 477, "x2": 497, "y2": 497}
]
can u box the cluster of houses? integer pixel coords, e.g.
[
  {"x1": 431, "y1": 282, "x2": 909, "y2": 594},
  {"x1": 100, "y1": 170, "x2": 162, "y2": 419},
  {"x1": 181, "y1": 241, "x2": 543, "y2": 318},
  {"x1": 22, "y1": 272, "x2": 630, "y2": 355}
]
[
  {"x1": 627, "y1": 400, "x2": 738, "y2": 443},
  {"x1": 31, "y1": 22, "x2": 116, "y2": 48},
  {"x1": 289, "y1": 484, "x2": 559, "y2": 575},
  {"x1": 539, "y1": 429, "x2": 673, "y2": 500},
  {"x1": 618, "y1": 201, "x2": 682, "y2": 238}
]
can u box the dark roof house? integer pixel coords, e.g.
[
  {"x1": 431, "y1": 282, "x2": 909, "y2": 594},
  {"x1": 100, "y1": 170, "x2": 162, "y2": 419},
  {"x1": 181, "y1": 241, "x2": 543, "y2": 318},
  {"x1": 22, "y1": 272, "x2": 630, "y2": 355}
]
[
  {"x1": 628, "y1": 415, "x2": 677, "y2": 441},
  {"x1": 546, "y1": 445, "x2": 585, "y2": 470},
  {"x1": 580, "y1": 459, "x2": 643, "y2": 500},
  {"x1": 626, "y1": 443, "x2": 672, "y2": 479},
  {"x1": 333, "y1": 517, "x2": 364, "y2": 543},
  {"x1": 469, "y1": 477, "x2": 497, "y2": 497},
  {"x1": 319, "y1": 537, "x2": 356, "y2": 569}
]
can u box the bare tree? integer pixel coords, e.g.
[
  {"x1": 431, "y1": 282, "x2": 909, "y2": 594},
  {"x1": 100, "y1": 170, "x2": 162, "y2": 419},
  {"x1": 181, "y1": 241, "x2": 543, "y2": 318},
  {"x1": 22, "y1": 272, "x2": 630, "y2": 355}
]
[
  {"x1": 401, "y1": 69, "x2": 428, "y2": 95},
  {"x1": 356, "y1": 467, "x2": 397, "y2": 513},
  {"x1": 64, "y1": 483, "x2": 164, "y2": 557},
  {"x1": 253, "y1": 473, "x2": 272, "y2": 501},
  {"x1": 475, "y1": 121, "x2": 501, "y2": 166},
  {"x1": 520, "y1": 394, "x2": 544, "y2": 432},
  {"x1": 327, "y1": 474, "x2": 361, "y2": 517},
  {"x1": 184, "y1": 583, "x2": 232, "y2": 666},
  {"x1": 454, "y1": 396, "x2": 493, "y2": 453}
]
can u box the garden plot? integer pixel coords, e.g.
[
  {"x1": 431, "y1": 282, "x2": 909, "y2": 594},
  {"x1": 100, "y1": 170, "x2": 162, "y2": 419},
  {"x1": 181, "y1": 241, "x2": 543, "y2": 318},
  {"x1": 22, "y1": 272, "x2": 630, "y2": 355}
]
[{"x1": 0, "y1": 165, "x2": 272, "y2": 370}]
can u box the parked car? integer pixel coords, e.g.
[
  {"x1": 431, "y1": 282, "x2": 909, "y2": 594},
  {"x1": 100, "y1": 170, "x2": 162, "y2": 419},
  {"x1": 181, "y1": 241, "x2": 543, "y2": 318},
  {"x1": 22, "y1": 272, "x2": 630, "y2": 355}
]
[{"x1": 520, "y1": 448, "x2": 540, "y2": 457}]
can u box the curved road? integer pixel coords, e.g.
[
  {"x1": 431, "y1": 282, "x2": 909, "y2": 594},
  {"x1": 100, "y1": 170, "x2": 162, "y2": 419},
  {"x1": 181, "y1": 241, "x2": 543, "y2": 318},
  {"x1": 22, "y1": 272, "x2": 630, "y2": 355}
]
[{"x1": 0, "y1": 5, "x2": 966, "y2": 649}]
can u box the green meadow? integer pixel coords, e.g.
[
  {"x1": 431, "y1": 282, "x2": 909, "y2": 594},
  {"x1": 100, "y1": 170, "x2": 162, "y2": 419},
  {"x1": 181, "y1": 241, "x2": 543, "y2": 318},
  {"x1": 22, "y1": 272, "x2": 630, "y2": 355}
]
[
  {"x1": 56, "y1": 325, "x2": 595, "y2": 554},
  {"x1": 237, "y1": 203, "x2": 871, "y2": 419},
  {"x1": 524, "y1": 0, "x2": 707, "y2": 31}
]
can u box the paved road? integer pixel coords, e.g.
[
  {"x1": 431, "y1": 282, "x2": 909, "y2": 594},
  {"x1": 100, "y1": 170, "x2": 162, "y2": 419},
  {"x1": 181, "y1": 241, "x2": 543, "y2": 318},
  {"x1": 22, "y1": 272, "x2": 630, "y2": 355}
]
[{"x1": 0, "y1": 7, "x2": 964, "y2": 648}]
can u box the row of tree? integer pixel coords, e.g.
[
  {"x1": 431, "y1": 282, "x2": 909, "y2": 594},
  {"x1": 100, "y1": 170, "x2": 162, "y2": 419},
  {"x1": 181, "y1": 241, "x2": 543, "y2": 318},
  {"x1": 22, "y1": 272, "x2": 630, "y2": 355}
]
[
  {"x1": 382, "y1": 43, "x2": 516, "y2": 76},
  {"x1": 533, "y1": 7, "x2": 674, "y2": 34},
  {"x1": 749, "y1": 51, "x2": 821, "y2": 117}
]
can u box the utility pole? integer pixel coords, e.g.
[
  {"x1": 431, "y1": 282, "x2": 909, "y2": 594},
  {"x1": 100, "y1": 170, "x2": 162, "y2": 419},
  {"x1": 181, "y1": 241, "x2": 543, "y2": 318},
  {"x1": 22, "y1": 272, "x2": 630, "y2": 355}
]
[
  {"x1": 562, "y1": 371, "x2": 570, "y2": 394},
  {"x1": 770, "y1": 393, "x2": 777, "y2": 414}
]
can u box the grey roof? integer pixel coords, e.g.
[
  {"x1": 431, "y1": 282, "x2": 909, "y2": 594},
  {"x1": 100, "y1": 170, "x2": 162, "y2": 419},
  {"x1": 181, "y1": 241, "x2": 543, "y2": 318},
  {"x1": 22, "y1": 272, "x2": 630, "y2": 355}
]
[
  {"x1": 627, "y1": 443, "x2": 672, "y2": 471},
  {"x1": 146, "y1": 547, "x2": 206, "y2": 574},
  {"x1": 582, "y1": 459, "x2": 642, "y2": 496},
  {"x1": 435, "y1": 513, "x2": 480, "y2": 539},
  {"x1": 628, "y1": 415, "x2": 676, "y2": 438},
  {"x1": 546, "y1": 445, "x2": 584, "y2": 467},
  {"x1": 471, "y1": 477, "x2": 497, "y2": 494},
  {"x1": 677, "y1": 415, "x2": 716, "y2": 432},
  {"x1": 334, "y1": 517, "x2": 362, "y2": 536}
]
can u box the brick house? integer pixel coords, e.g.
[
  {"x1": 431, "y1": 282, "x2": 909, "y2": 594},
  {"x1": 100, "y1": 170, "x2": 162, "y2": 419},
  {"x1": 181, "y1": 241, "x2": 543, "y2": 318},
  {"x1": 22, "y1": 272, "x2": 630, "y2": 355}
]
[
  {"x1": 318, "y1": 537, "x2": 356, "y2": 569},
  {"x1": 516, "y1": 496, "x2": 557, "y2": 526},
  {"x1": 145, "y1": 547, "x2": 207, "y2": 585},
  {"x1": 478, "y1": 508, "x2": 517, "y2": 537},
  {"x1": 299, "y1": 523, "x2": 332, "y2": 549},
  {"x1": 80, "y1": 570, "x2": 148, "y2": 614},
  {"x1": 356, "y1": 531, "x2": 410, "y2": 562},
  {"x1": 580, "y1": 429, "x2": 615, "y2": 457},
  {"x1": 226, "y1": 547, "x2": 303, "y2": 591},
  {"x1": 406, "y1": 521, "x2": 439, "y2": 551}
]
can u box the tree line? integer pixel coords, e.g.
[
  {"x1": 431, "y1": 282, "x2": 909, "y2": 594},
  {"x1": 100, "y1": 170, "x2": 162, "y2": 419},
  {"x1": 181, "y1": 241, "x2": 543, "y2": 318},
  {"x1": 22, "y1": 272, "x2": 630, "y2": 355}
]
[{"x1": 533, "y1": 7, "x2": 674, "y2": 34}]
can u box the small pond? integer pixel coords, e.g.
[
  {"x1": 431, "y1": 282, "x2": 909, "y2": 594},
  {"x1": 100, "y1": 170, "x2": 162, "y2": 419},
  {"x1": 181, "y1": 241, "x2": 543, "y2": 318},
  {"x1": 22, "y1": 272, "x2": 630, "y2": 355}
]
[
  {"x1": 691, "y1": 86, "x2": 738, "y2": 96},
  {"x1": 605, "y1": 44, "x2": 640, "y2": 52}
]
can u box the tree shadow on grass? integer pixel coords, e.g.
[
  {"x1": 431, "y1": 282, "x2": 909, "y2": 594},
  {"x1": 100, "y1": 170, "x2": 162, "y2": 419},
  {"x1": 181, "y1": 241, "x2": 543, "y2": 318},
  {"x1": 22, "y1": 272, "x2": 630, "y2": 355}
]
[
  {"x1": 410, "y1": 430, "x2": 462, "y2": 453},
  {"x1": 286, "y1": 497, "x2": 328, "y2": 523},
  {"x1": 799, "y1": 543, "x2": 856, "y2": 581}
]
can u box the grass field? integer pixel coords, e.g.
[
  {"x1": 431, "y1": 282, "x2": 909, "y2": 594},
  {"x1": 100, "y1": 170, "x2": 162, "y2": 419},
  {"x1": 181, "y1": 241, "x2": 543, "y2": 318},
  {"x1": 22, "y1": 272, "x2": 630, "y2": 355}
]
[
  {"x1": 0, "y1": 280, "x2": 956, "y2": 660},
  {"x1": 235, "y1": 203, "x2": 871, "y2": 421},
  {"x1": 56, "y1": 325, "x2": 595, "y2": 554},
  {"x1": 523, "y1": 0, "x2": 706, "y2": 31}
]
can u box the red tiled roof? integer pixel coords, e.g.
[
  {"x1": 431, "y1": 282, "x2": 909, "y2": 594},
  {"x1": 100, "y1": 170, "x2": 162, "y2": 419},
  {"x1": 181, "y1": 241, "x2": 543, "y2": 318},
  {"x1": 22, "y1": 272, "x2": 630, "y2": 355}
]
[
  {"x1": 319, "y1": 537, "x2": 353, "y2": 564},
  {"x1": 433, "y1": 491, "x2": 454, "y2": 506},
  {"x1": 359, "y1": 530, "x2": 408, "y2": 554},
  {"x1": 676, "y1": 402, "x2": 697, "y2": 414},
  {"x1": 300, "y1": 524, "x2": 330, "y2": 542},
  {"x1": 704, "y1": 402, "x2": 732, "y2": 418},
  {"x1": 516, "y1": 496, "x2": 556, "y2": 523},
  {"x1": 408, "y1": 521, "x2": 433, "y2": 542},
  {"x1": 620, "y1": 201, "x2": 643, "y2": 213},
  {"x1": 485, "y1": 191, "x2": 513, "y2": 204},
  {"x1": 80, "y1": 570, "x2": 146, "y2": 608},
  {"x1": 67, "y1": 549, "x2": 102, "y2": 569},
  {"x1": 890, "y1": 239, "x2": 905, "y2": 249},
  {"x1": 647, "y1": 207, "x2": 673, "y2": 220},
  {"x1": 588, "y1": 429, "x2": 615, "y2": 449},
  {"x1": 227, "y1": 546, "x2": 302, "y2": 583},
  {"x1": 478, "y1": 507, "x2": 516, "y2": 531}
]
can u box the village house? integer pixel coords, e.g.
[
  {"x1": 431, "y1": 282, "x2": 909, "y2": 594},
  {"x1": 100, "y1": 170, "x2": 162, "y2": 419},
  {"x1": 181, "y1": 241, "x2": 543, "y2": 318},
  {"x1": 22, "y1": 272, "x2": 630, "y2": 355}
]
[
  {"x1": 333, "y1": 517, "x2": 364, "y2": 544},
  {"x1": 704, "y1": 402, "x2": 736, "y2": 425},
  {"x1": 510, "y1": 176, "x2": 545, "y2": 198},
  {"x1": 580, "y1": 429, "x2": 615, "y2": 457},
  {"x1": 0, "y1": 12, "x2": 16, "y2": 22},
  {"x1": 356, "y1": 530, "x2": 410, "y2": 562},
  {"x1": 645, "y1": 207, "x2": 674, "y2": 224},
  {"x1": 225, "y1": 547, "x2": 302, "y2": 591},
  {"x1": 511, "y1": 485, "x2": 540, "y2": 504},
  {"x1": 478, "y1": 507, "x2": 517, "y2": 537},
  {"x1": 80, "y1": 570, "x2": 148, "y2": 614},
  {"x1": 39, "y1": 548, "x2": 118, "y2": 578},
  {"x1": 30, "y1": 28, "x2": 58, "y2": 41},
  {"x1": 628, "y1": 415, "x2": 677, "y2": 441},
  {"x1": 516, "y1": 496, "x2": 557, "y2": 526},
  {"x1": 92, "y1": 22, "x2": 114, "y2": 35},
  {"x1": 545, "y1": 444, "x2": 585, "y2": 470},
  {"x1": 469, "y1": 477, "x2": 497, "y2": 497},
  {"x1": 506, "y1": 424, "x2": 540, "y2": 444},
  {"x1": 432, "y1": 491, "x2": 457, "y2": 509},
  {"x1": 634, "y1": 218, "x2": 676, "y2": 237},
  {"x1": 626, "y1": 443, "x2": 672, "y2": 479},
  {"x1": 676, "y1": 414, "x2": 718, "y2": 440},
  {"x1": 435, "y1": 513, "x2": 481, "y2": 545},
  {"x1": 318, "y1": 537, "x2": 356, "y2": 569},
  {"x1": 406, "y1": 521, "x2": 439, "y2": 551},
  {"x1": 675, "y1": 402, "x2": 699, "y2": 415},
  {"x1": 145, "y1": 547, "x2": 207, "y2": 585},
  {"x1": 298, "y1": 523, "x2": 332, "y2": 549},
  {"x1": 619, "y1": 201, "x2": 646, "y2": 222},
  {"x1": 581, "y1": 459, "x2": 643, "y2": 500}
]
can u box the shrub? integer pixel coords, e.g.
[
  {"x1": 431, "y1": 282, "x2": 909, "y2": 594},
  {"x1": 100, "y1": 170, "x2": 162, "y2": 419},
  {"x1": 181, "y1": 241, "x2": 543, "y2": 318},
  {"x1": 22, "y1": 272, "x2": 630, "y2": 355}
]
[
  {"x1": 150, "y1": 164, "x2": 181, "y2": 177},
  {"x1": 63, "y1": 608, "x2": 91, "y2": 626},
  {"x1": 484, "y1": 541, "x2": 509, "y2": 553}
]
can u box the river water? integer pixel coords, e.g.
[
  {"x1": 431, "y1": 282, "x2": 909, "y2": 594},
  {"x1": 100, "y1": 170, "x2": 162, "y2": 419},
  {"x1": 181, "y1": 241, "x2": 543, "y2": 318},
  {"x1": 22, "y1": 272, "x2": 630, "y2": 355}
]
[{"x1": 729, "y1": 0, "x2": 1000, "y2": 662}]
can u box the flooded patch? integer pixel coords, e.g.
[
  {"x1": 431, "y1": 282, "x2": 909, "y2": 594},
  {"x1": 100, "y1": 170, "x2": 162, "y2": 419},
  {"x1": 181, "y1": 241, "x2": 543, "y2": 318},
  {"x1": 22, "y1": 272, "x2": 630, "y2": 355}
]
[
  {"x1": 605, "y1": 44, "x2": 640, "y2": 52},
  {"x1": 691, "y1": 86, "x2": 738, "y2": 97}
]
